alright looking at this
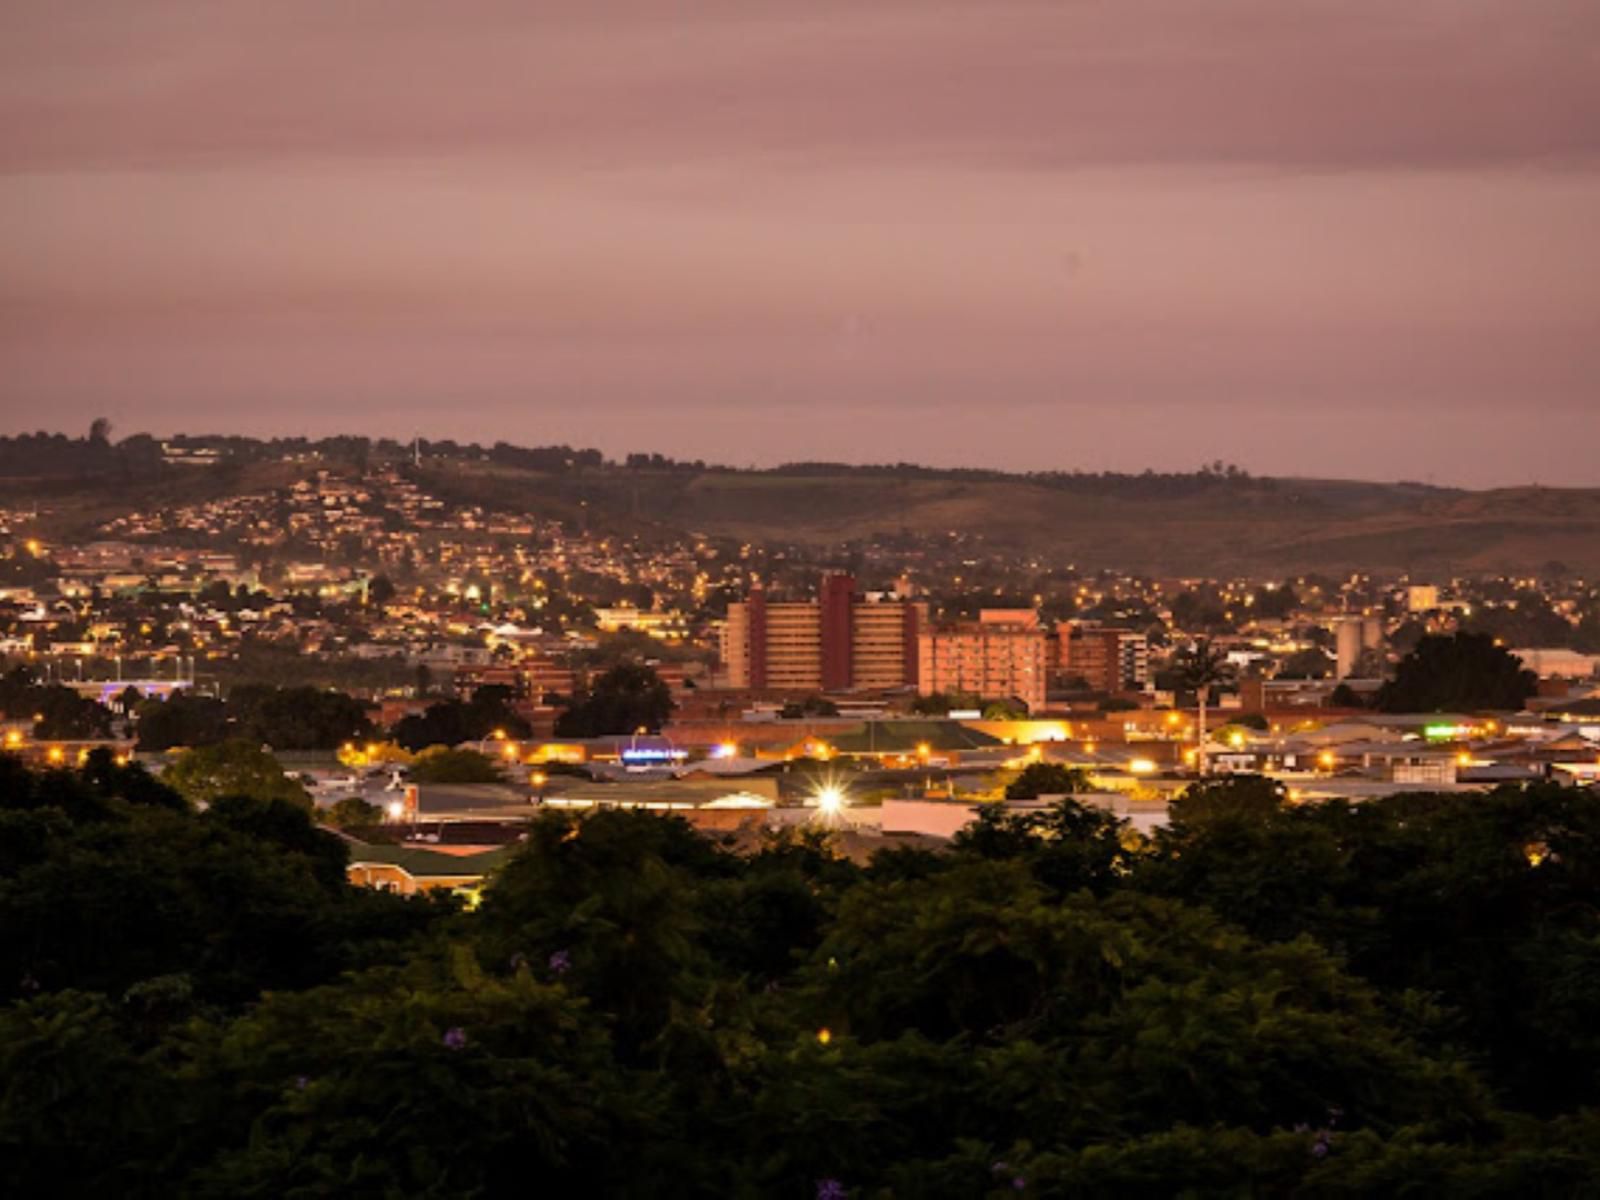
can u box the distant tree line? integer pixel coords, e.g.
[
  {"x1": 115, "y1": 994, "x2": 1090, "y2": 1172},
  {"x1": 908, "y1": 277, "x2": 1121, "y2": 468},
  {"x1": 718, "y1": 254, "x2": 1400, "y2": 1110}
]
[{"x1": 0, "y1": 427, "x2": 1449, "y2": 503}]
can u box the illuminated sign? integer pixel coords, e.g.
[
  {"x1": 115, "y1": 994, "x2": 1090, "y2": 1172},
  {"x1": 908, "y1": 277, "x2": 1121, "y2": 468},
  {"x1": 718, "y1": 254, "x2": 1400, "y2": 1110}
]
[{"x1": 620, "y1": 748, "x2": 687, "y2": 764}]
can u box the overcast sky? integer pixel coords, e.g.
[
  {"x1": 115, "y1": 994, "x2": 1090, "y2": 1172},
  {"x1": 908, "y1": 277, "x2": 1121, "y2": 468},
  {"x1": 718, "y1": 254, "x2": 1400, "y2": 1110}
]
[{"x1": 1, "y1": 1, "x2": 1596, "y2": 485}]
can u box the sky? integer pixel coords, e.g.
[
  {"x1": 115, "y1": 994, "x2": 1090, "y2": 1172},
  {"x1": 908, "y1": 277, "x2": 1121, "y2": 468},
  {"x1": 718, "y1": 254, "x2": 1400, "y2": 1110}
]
[{"x1": 1, "y1": 0, "x2": 1597, "y2": 487}]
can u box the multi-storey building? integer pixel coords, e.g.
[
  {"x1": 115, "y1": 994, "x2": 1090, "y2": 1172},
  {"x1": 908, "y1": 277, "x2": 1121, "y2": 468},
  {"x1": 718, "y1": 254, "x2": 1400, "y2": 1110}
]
[
  {"x1": 1058, "y1": 623, "x2": 1150, "y2": 693},
  {"x1": 918, "y1": 609, "x2": 1048, "y2": 713},
  {"x1": 720, "y1": 573, "x2": 923, "y2": 691}
]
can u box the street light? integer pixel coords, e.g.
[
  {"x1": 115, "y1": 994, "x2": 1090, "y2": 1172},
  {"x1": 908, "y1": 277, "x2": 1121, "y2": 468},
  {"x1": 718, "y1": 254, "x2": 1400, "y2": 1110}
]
[{"x1": 813, "y1": 783, "x2": 846, "y2": 820}]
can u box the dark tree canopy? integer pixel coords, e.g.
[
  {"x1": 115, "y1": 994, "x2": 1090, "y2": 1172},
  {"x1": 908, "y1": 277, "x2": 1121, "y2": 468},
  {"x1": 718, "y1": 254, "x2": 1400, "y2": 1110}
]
[
  {"x1": 135, "y1": 692, "x2": 229, "y2": 750},
  {"x1": 408, "y1": 747, "x2": 503, "y2": 784},
  {"x1": 1003, "y1": 761, "x2": 1092, "y2": 799},
  {"x1": 554, "y1": 663, "x2": 674, "y2": 737},
  {"x1": 227, "y1": 684, "x2": 373, "y2": 751},
  {"x1": 7, "y1": 753, "x2": 1600, "y2": 1196},
  {"x1": 391, "y1": 687, "x2": 531, "y2": 751},
  {"x1": 1377, "y1": 632, "x2": 1538, "y2": 712}
]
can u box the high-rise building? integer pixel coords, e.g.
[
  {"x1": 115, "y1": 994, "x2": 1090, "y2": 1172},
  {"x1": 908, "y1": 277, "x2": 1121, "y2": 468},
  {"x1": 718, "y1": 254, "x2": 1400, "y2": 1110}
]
[
  {"x1": 721, "y1": 573, "x2": 925, "y2": 691},
  {"x1": 918, "y1": 609, "x2": 1048, "y2": 713},
  {"x1": 1058, "y1": 623, "x2": 1149, "y2": 693}
]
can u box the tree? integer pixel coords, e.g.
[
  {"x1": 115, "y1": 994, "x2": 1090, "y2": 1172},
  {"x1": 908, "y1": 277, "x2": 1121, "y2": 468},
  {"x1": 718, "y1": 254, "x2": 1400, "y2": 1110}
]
[
  {"x1": 408, "y1": 747, "x2": 503, "y2": 784},
  {"x1": 555, "y1": 663, "x2": 674, "y2": 737},
  {"x1": 228, "y1": 685, "x2": 372, "y2": 751},
  {"x1": 30, "y1": 685, "x2": 113, "y2": 740},
  {"x1": 1174, "y1": 637, "x2": 1232, "y2": 776},
  {"x1": 135, "y1": 693, "x2": 228, "y2": 750},
  {"x1": 366, "y1": 574, "x2": 396, "y2": 608},
  {"x1": 161, "y1": 740, "x2": 310, "y2": 809},
  {"x1": 1004, "y1": 761, "x2": 1092, "y2": 799},
  {"x1": 0, "y1": 755, "x2": 428, "y2": 1012},
  {"x1": 391, "y1": 689, "x2": 530, "y2": 752},
  {"x1": 1376, "y1": 633, "x2": 1537, "y2": 712},
  {"x1": 1329, "y1": 682, "x2": 1367, "y2": 708},
  {"x1": 982, "y1": 698, "x2": 1028, "y2": 719},
  {"x1": 323, "y1": 796, "x2": 383, "y2": 830},
  {"x1": 1277, "y1": 647, "x2": 1332, "y2": 679}
]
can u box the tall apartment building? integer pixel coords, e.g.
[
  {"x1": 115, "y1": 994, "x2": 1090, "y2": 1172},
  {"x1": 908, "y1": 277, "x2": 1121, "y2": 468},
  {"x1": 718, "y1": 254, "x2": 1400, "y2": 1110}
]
[
  {"x1": 918, "y1": 609, "x2": 1048, "y2": 713},
  {"x1": 1058, "y1": 623, "x2": 1150, "y2": 693},
  {"x1": 720, "y1": 573, "x2": 924, "y2": 691}
]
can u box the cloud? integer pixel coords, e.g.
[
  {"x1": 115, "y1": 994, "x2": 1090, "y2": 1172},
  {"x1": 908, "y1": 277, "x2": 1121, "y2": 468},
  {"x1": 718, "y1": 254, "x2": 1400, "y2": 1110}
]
[
  {"x1": 1, "y1": 1, "x2": 1596, "y2": 172},
  {"x1": 0, "y1": 1, "x2": 1596, "y2": 485}
]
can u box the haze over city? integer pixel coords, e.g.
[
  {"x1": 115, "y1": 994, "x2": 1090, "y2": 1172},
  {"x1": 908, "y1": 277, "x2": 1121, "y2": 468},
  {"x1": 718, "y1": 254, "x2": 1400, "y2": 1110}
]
[
  {"x1": 6, "y1": 6, "x2": 1600, "y2": 1197},
  {"x1": 3, "y1": 0, "x2": 1598, "y2": 485}
]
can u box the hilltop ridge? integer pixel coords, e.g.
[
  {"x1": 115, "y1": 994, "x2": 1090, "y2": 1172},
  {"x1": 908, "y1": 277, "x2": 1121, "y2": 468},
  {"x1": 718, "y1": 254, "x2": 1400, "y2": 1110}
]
[{"x1": 0, "y1": 431, "x2": 1595, "y2": 576}]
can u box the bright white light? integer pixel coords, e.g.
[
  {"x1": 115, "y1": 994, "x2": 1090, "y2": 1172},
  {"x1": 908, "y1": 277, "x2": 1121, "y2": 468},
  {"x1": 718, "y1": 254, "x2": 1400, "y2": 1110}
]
[
  {"x1": 814, "y1": 785, "x2": 846, "y2": 817},
  {"x1": 386, "y1": 800, "x2": 404, "y2": 821}
]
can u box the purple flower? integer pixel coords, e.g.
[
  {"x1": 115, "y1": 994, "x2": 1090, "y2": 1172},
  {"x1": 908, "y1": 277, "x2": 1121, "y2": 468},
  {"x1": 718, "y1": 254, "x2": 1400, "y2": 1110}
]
[
  {"x1": 442, "y1": 1026, "x2": 467, "y2": 1050},
  {"x1": 816, "y1": 1180, "x2": 847, "y2": 1200},
  {"x1": 1311, "y1": 1140, "x2": 1329, "y2": 1159},
  {"x1": 548, "y1": 949, "x2": 572, "y2": 975},
  {"x1": 1013, "y1": 1178, "x2": 1027, "y2": 1191}
]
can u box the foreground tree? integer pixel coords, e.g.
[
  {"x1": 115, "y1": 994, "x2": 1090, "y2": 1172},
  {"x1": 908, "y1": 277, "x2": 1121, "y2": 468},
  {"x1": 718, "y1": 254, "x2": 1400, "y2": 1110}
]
[{"x1": 7, "y1": 757, "x2": 1600, "y2": 1196}]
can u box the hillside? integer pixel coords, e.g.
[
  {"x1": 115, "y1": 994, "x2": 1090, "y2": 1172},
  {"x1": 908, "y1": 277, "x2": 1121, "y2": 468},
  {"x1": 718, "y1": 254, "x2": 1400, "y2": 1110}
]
[
  {"x1": 411, "y1": 464, "x2": 1600, "y2": 576},
  {"x1": 5, "y1": 452, "x2": 1597, "y2": 576}
]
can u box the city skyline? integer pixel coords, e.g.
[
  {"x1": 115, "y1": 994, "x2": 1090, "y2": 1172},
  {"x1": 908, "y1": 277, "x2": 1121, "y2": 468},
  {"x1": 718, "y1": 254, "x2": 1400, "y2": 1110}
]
[{"x1": 3, "y1": 1, "x2": 1598, "y2": 487}]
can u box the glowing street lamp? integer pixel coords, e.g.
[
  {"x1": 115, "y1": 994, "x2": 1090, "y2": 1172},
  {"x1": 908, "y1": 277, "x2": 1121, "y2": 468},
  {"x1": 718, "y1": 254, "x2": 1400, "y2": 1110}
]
[{"x1": 813, "y1": 783, "x2": 847, "y2": 822}]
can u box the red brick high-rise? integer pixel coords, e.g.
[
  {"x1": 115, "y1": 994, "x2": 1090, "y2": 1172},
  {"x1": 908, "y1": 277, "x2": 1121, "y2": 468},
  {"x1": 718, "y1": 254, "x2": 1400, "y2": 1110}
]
[
  {"x1": 720, "y1": 573, "x2": 926, "y2": 692},
  {"x1": 819, "y1": 572, "x2": 856, "y2": 690}
]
